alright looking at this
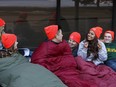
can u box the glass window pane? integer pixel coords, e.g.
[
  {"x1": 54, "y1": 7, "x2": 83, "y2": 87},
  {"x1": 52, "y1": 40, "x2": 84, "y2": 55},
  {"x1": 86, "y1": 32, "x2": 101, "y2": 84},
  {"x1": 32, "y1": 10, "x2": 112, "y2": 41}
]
[
  {"x1": 100, "y1": 0, "x2": 113, "y2": 7},
  {"x1": 60, "y1": 0, "x2": 75, "y2": 39},
  {"x1": 0, "y1": 0, "x2": 56, "y2": 7},
  {"x1": 79, "y1": 0, "x2": 97, "y2": 7},
  {"x1": 61, "y1": 0, "x2": 112, "y2": 40},
  {"x1": 0, "y1": 0, "x2": 56, "y2": 48}
]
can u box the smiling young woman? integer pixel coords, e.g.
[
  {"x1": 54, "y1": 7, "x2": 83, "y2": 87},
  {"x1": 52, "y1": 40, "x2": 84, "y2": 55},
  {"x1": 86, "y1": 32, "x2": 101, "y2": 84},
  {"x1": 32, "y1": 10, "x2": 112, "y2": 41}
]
[{"x1": 77, "y1": 26, "x2": 107, "y2": 65}]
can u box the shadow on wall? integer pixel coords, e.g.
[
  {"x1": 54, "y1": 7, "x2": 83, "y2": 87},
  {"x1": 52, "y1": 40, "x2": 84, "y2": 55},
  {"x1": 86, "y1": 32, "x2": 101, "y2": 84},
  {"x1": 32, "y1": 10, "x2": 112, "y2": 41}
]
[
  {"x1": 13, "y1": 12, "x2": 37, "y2": 48},
  {"x1": 49, "y1": 12, "x2": 70, "y2": 33}
]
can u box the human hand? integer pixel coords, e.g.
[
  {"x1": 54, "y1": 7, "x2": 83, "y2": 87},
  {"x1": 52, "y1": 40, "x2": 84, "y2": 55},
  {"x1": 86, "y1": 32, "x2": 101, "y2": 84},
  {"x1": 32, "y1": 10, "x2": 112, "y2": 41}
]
[
  {"x1": 100, "y1": 39, "x2": 104, "y2": 43},
  {"x1": 97, "y1": 43, "x2": 102, "y2": 49},
  {"x1": 84, "y1": 42, "x2": 88, "y2": 48}
]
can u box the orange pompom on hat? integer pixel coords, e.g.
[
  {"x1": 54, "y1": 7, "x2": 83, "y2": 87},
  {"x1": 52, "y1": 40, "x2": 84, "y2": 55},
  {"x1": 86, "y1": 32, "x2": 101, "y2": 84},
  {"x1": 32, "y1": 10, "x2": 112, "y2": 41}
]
[
  {"x1": 90, "y1": 26, "x2": 103, "y2": 38},
  {"x1": 44, "y1": 25, "x2": 58, "y2": 40},
  {"x1": 0, "y1": 18, "x2": 5, "y2": 27},
  {"x1": 69, "y1": 32, "x2": 81, "y2": 44},
  {"x1": 1, "y1": 33, "x2": 17, "y2": 49},
  {"x1": 105, "y1": 30, "x2": 114, "y2": 40}
]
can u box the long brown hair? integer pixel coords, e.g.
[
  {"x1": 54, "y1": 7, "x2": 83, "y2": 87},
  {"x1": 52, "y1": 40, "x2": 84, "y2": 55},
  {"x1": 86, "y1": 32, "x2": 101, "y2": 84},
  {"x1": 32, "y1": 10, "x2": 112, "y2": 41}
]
[
  {"x1": 86, "y1": 35, "x2": 99, "y2": 60},
  {"x1": 0, "y1": 45, "x2": 18, "y2": 58}
]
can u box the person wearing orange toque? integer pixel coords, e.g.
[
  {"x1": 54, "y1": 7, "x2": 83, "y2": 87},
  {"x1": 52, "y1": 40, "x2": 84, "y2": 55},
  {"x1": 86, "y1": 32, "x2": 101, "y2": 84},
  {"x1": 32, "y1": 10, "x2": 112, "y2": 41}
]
[
  {"x1": 77, "y1": 26, "x2": 107, "y2": 65},
  {"x1": 0, "y1": 18, "x2": 5, "y2": 50},
  {"x1": 68, "y1": 32, "x2": 81, "y2": 57},
  {"x1": 75, "y1": 27, "x2": 116, "y2": 87},
  {"x1": 31, "y1": 25, "x2": 96, "y2": 87},
  {"x1": 0, "y1": 33, "x2": 67, "y2": 87},
  {"x1": 103, "y1": 30, "x2": 116, "y2": 71},
  {"x1": 103, "y1": 30, "x2": 114, "y2": 43},
  {"x1": 0, "y1": 18, "x2": 5, "y2": 34}
]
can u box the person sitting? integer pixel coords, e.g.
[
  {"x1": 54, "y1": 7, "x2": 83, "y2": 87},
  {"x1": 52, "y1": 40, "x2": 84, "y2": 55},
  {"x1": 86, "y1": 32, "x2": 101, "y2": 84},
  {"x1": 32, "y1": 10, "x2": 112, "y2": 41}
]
[
  {"x1": 103, "y1": 30, "x2": 116, "y2": 71},
  {"x1": 68, "y1": 32, "x2": 81, "y2": 57},
  {"x1": 0, "y1": 18, "x2": 5, "y2": 50},
  {"x1": 77, "y1": 26, "x2": 107, "y2": 65},
  {"x1": 0, "y1": 33, "x2": 67, "y2": 87},
  {"x1": 76, "y1": 27, "x2": 116, "y2": 87},
  {"x1": 31, "y1": 25, "x2": 94, "y2": 87},
  {"x1": 31, "y1": 25, "x2": 116, "y2": 87}
]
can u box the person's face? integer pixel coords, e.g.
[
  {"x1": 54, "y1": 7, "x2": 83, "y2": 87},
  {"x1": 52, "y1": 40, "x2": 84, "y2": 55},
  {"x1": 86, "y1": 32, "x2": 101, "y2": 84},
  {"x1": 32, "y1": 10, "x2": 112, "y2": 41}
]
[
  {"x1": 104, "y1": 33, "x2": 112, "y2": 43},
  {"x1": 55, "y1": 29, "x2": 63, "y2": 42},
  {"x1": 14, "y1": 41, "x2": 18, "y2": 50},
  {"x1": 68, "y1": 39, "x2": 78, "y2": 48},
  {"x1": 87, "y1": 30, "x2": 95, "y2": 41}
]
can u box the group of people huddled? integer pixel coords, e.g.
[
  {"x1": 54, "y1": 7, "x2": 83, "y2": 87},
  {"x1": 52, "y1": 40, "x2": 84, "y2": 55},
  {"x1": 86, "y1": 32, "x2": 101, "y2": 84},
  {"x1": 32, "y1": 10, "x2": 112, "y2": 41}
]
[{"x1": 0, "y1": 18, "x2": 116, "y2": 87}]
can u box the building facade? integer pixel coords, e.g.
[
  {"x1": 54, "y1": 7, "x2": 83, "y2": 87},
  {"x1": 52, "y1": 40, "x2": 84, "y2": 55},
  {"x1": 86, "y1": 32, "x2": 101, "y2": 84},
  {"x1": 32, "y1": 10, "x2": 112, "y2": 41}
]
[{"x1": 0, "y1": 0, "x2": 114, "y2": 48}]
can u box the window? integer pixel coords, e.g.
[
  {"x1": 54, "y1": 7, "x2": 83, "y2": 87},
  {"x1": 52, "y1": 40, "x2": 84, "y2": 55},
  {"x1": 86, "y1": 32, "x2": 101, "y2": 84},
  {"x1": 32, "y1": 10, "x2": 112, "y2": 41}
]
[
  {"x1": 0, "y1": 0, "x2": 57, "y2": 48},
  {"x1": 60, "y1": 0, "x2": 113, "y2": 40}
]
